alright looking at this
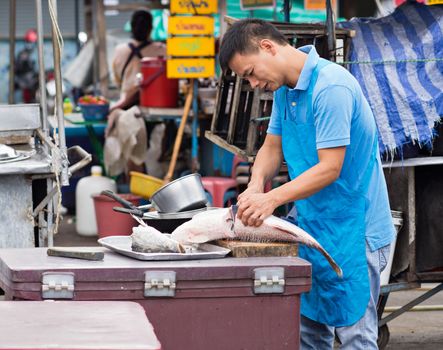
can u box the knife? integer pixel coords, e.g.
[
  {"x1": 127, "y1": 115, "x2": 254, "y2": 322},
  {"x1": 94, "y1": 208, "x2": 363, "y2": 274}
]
[
  {"x1": 230, "y1": 205, "x2": 239, "y2": 231},
  {"x1": 47, "y1": 247, "x2": 104, "y2": 261}
]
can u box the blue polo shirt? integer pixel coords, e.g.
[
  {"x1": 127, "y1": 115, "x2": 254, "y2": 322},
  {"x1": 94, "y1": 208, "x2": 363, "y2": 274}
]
[{"x1": 268, "y1": 45, "x2": 395, "y2": 251}]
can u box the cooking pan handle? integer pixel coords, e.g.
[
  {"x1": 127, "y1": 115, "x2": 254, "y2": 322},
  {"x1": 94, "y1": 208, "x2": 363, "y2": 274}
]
[
  {"x1": 112, "y1": 206, "x2": 144, "y2": 217},
  {"x1": 101, "y1": 190, "x2": 136, "y2": 209},
  {"x1": 137, "y1": 203, "x2": 153, "y2": 211}
]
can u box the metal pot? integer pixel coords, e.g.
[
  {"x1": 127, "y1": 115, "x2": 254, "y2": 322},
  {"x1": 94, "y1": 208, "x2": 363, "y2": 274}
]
[
  {"x1": 150, "y1": 173, "x2": 208, "y2": 213},
  {"x1": 103, "y1": 174, "x2": 208, "y2": 214}
]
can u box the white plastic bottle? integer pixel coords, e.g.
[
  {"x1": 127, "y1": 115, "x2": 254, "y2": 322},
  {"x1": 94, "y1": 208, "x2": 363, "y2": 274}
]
[{"x1": 75, "y1": 165, "x2": 116, "y2": 236}]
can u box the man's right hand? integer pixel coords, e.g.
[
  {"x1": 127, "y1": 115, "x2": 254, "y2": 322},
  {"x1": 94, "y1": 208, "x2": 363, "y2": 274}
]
[
  {"x1": 237, "y1": 182, "x2": 264, "y2": 226},
  {"x1": 238, "y1": 182, "x2": 263, "y2": 201}
]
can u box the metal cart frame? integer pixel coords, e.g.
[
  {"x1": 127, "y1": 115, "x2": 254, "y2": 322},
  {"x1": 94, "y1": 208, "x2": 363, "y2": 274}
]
[
  {"x1": 378, "y1": 157, "x2": 443, "y2": 349},
  {"x1": 4, "y1": 0, "x2": 90, "y2": 247}
]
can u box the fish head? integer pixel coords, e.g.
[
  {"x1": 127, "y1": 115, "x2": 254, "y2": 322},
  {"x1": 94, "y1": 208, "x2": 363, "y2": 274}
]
[{"x1": 171, "y1": 208, "x2": 235, "y2": 244}]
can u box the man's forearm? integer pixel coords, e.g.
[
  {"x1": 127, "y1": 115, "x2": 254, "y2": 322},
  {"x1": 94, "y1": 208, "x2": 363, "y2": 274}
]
[
  {"x1": 269, "y1": 162, "x2": 337, "y2": 207},
  {"x1": 249, "y1": 143, "x2": 283, "y2": 191},
  {"x1": 269, "y1": 146, "x2": 346, "y2": 207}
]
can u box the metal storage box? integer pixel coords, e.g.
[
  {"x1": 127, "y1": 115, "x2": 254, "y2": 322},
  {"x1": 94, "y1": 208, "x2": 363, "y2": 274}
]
[
  {"x1": 0, "y1": 248, "x2": 311, "y2": 350},
  {"x1": 0, "y1": 301, "x2": 161, "y2": 349}
]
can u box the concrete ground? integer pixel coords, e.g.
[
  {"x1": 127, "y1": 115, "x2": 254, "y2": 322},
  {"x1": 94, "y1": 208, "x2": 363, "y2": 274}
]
[
  {"x1": 384, "y1": 285, "x2": 443, "y2": 350},
  {"x1": 2, "y1": 215, "x2": 442, "y2": 349}
]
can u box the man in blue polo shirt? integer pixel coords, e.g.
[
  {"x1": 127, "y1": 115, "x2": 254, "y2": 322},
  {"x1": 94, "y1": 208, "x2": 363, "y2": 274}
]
[{"x1": 219, "y1": 19, "x2": 395, "y2": 349}]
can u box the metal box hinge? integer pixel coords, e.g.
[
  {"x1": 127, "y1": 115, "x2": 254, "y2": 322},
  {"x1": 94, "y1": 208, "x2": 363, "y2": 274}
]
[
  {"x1": 41, "y1": 272, "x2": 75, "y2": 299},
  {"x1": 253, "y1": 267, "x2": 285, "y2": 294},
  {"x1": 144, "y1": 271, "x2": 176, "y2": 297}
]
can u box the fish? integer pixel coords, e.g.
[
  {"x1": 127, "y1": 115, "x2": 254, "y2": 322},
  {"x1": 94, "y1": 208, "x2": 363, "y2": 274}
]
[
  {"x1": 131, "y1": 225, "x2": 185, "y2": 253},
  {"x1": 171, "y1": 207, "x2": 343, "y2": 277}
]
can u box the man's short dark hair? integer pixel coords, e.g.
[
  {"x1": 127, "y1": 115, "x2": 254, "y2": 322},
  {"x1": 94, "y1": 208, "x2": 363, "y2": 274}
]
[
  {"x1": 131, "y1": 10, "x2": 153, "y2": 42},
  {"x1": 219, "y1": 19, "x2": 288, "y2": 72}
]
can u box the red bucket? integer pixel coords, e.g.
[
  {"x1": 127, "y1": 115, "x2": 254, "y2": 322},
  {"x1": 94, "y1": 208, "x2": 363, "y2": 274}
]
[
  {"x1": 92, "y1": 193, "x2": 141, "y2": 238},
  {"x1": 139, "y1": 57, "x2": 178, "y2": 108}
]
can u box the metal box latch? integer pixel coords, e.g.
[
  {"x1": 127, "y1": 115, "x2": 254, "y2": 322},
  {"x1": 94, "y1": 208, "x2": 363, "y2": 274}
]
[
  {"x1": 144, "y1": 271, "x2": 176, "y2": 297},
  {"x1": 41, "y1": 272, "x2": 75, "y2": 299},
  {"x1": 253, "y1": 267, "x2": 285, "y2": 294}
]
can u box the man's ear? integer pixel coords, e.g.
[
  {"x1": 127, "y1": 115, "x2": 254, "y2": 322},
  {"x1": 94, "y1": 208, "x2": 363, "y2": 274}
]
[{"x1": 259, "y1": 39, "x2": 277, "y2": 55}]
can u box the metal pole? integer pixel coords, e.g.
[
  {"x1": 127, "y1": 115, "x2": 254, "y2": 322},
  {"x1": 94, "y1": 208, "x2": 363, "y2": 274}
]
[
  {"x1": 8, "y1": 0, "x2": 16, "y2": 104},
  {"x1": 49, "y1": 0, "x2": 70, "y2": 186},
  {"x1": 283, "y1": 0, "x2": 290, "y2": 22},
  {"x1": 380, "y1": 283, "x2": 443, "y2": 326},
  {"x1": 407, "y1": 166, "x2": 417, "y2": 281},
  {"x1": 96, "y1": 0, "x2": 109, "y2": 95},
  {"x1": 36, "y1": 0, "x2": 48, "y2": 134},
  {"x1": 192, "y1": 79, "x2": 199, "y2": 172},
  {"x1": 75, "y1": 0, "x2": 80, "y2": 53},
  {"x1": 36, "y1": 0, "x2": 54, "y2": 247},
  {"x1": 326, "y1": 0, "x2": 336, "y2": 61}
]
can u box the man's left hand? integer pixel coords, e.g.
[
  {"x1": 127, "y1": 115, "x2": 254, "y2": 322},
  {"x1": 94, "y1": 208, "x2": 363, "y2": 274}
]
[{"x1": 237, "y1": 192, "x2": 278, "y2": 227}]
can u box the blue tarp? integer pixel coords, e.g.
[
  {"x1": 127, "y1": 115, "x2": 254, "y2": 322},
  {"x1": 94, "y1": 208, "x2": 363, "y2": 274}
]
[{"x1": 339, "y1": 2, "x2": 443, "y2": 155}]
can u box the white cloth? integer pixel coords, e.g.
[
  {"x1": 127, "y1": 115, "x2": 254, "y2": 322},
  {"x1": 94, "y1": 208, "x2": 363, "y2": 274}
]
[{"x1": 104, "y1": 106, "x2": 147, "y2": 176}]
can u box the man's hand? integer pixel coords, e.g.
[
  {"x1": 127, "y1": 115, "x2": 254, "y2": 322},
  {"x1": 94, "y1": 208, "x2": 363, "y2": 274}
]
[
  {"x1": 237, "y1": 190, "x2": 279, "y2": 227},
  {"x1": 236, "y1": 134, "x2": 283, "y2": 227},
  {"x1": 237, "y1": 181, "x2": 262, "y2": 201}
]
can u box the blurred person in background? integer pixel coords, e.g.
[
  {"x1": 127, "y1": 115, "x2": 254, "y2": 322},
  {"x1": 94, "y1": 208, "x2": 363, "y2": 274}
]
[
  {"x1": 15, "y1": 29, "x2": 39, "y2": 103},
  {"x1": 104, "y1": 10, "x2": 165, "y2": 177}
]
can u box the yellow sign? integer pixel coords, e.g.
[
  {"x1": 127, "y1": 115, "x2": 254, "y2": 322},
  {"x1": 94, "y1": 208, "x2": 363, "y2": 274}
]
[
  {"x1": 304, "y1": 0, "x2": 337, "y2": 11},
  {"x1": 241, "y1": 0, "x2": 275, "y2": 10},
  {"x1": 170, "y1": 0, "x2": 217, "y2": 14},
  {"x1": 167, "y1": 58, "x2": 215, "y2": 78},
  {"x1": 427, "y1": 0, "x2": 443, "y2": 4},
  {"x1": 168, "y1": 16, "x2": 214, "y2": 35},
  {"x1": 167, "y1": 37, "x2": 215, "y2": 57}
]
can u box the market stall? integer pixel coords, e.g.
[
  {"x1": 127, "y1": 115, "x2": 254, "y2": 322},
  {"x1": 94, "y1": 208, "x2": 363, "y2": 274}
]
[
  {"x1": 0, "y1": 247, "x2": 311, "y2": 350},
  {"x1": 1, "y1": 0, "x2": 91, "y2": 248},
  {"x1": 203, "y1": 3, "x2": 443, "y2": 349},
  {"x1": 340, "y1": 3, "x2": 443, "y2": 347}
]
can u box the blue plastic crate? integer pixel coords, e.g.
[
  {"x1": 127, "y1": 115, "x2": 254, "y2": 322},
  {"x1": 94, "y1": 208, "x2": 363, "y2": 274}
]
[{"x1": 79, "y1": 103, "x2": 109, "y2": 121}]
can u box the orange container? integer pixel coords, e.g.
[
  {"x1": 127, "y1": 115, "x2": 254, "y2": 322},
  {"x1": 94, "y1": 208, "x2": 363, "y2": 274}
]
[
  {"x1": 92, "y1": 193, "x2": 141, "y2": 238},
  {"x1": 139, "y1": 57, "x2": 178, "y2": 108}
]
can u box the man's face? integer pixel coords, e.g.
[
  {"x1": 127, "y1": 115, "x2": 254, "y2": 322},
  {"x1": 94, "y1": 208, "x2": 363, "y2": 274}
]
[{"x1": 228, "y1": 42, "x2": 284, "y2": 92}]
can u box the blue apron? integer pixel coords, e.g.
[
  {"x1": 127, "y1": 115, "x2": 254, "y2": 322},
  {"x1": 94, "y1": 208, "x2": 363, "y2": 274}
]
[{"x1": 280, "y1": 59, "x2": 376, "y2": 327}]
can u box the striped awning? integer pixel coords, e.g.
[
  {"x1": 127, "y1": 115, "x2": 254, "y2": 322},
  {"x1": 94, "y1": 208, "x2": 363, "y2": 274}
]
[{"x1": 339, "y1": 2, "x2": 443, "y2": 156}]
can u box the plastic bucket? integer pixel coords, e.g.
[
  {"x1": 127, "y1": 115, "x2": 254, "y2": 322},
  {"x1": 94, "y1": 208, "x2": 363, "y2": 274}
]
[
  {"x1": 139, "y1": 57, "x2": 178, "y2": 108},
  {"x1": 92, "y1": 193, "x2": 141, "y2": 238},
  {"x1": 380, "y1": 210, "x2": 403, "y2": 286},
  {"x1": 129, "y1": 171, "x2": 163, "y2": 199}
]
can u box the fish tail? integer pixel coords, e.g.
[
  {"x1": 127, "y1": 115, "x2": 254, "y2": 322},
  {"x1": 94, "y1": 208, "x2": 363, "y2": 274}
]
[{"x1": 317, "y1": 246, "x2": 343, "y2": 278}]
